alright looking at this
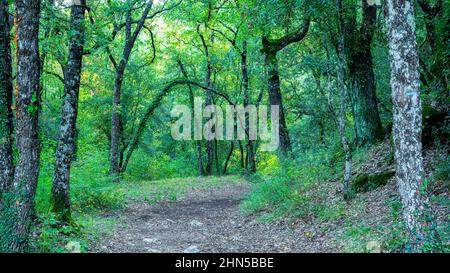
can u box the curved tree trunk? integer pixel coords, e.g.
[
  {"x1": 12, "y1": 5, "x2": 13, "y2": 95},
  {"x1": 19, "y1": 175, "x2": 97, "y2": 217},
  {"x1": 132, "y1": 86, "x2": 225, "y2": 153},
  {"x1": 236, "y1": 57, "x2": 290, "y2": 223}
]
[
  {"x1": 261, "y1": 19, "x2": 310, "y2": 156},
  {"x1": 223, "y1": 142, "x2": 234, "y2": 174},
  {"x1": 52, "y1": 1, "x2": 86, "y2": 223},
  {"x1": 0, "y1": 0, "x2": 14, "y2": 193},
  {"x1": 265, "y1": 52, "x2": 292, "y2": 156}
]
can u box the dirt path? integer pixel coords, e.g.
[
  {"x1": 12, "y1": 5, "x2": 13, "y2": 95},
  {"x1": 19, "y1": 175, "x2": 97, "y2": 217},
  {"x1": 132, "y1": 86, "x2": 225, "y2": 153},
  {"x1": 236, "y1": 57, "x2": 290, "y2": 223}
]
[{"x1": 90, "y1": 178, "x2": 338, "y2": 253}]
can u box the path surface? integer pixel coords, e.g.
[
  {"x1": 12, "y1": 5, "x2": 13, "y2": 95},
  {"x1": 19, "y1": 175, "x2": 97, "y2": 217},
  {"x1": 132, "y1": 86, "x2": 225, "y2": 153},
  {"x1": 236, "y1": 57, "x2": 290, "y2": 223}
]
[{"x1": 90, "y1": 179, "x2": 337, "y2": 253}]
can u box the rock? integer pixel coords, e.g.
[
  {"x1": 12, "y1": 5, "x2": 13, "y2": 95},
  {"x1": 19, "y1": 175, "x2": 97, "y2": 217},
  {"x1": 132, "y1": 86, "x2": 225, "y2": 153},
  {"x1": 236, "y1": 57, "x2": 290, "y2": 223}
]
[
  {"x1": 351, "y1": 170, "x2": 395, "y2": 193},
  {"x1": 190, "y1": 220, "x2": 203, "y2": 227},
  {"x1": 143, "y1": 238, "x2": 158, "y2": 244},
  {"x1": 65, "y1": 241, "x2": 81, "y2": 253},
  {"x1": 183, "y1": 245, "x2": 201, "y2": 253},
  {"x1": 366, "y1": 240, "x2": 382, "y2": 253},
  {"x1": 146, "y1": 248, "x2": 162, "y2": 253}
]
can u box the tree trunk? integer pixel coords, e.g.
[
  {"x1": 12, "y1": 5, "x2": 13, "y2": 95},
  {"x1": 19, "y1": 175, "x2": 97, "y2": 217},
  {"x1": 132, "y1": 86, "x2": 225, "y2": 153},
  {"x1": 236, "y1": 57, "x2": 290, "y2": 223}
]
[
  {"x1": 110, "y1": 2, "x2": 154, "y2": 182},
  {"x1": 238, "y1": 140, "x2": 245, "y2": 169},
  {"x1": 386, "y1": 0, "x2": 438, "y2": 252},
  {"x1": 336, "y1": 0, "x2": 353, "y2": 200},
  {"x1": 348, "y1": 46, "x2": 384, "y2": 145},
  {"x1": 0, "y1": 0, "x2": 14, "y2": 193},
  {"x1": 241, "y1": 42, "x2": 256, "y2": 173},
  {"x1": 265, "y1": 52, "x2": 292, "y2": 156},
  {"x1": 417, "y1": 0, "x2": 447, "y2": 110},
  {"x1": 177, "y1": 59, "x2": 204, "y2": 176},
  {"x1": 199, "y1": 24, "x2": 214, "y2": 176},
  {"x1": 223, "y1": 142, "x2": 234, "y2": 174},
  {"x1": 110, "y1": 64, "x2": 125, "y2": 182},
  {"x1": 8, "y1": 0, "x2": 41, "y2": 252},
  {"x1": 52, "y1": 1, "x2": 85, "y2": 223},
  {"x1": 260, "y1": 19, "x2": 310, "y2": 156},
  {"x1": 214, "y1": 139, "x2": 220, "y2": 175},
  {"x1": 345, "y1": 0, "x2": 383, "y2": 145}
]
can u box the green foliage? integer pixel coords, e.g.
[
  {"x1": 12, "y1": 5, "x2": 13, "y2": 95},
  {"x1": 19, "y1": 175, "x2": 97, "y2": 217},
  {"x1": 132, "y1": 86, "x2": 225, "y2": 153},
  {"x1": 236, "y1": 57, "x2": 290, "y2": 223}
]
[
  {"x1": 35, "y1": 145, "x2": 125, "y2": 215},
  {"x1": 28, "y1": 214, "x2": 86, "y2": 253},
  {"x1": 124, "y1": 151, "x2": 196, "y2": 181},
  {"x1": 382, "y1": 197, "x2": 408, "y2": 252},
  {"x1": 242, "y1": 148, "x2": 340, "y2": 220}
]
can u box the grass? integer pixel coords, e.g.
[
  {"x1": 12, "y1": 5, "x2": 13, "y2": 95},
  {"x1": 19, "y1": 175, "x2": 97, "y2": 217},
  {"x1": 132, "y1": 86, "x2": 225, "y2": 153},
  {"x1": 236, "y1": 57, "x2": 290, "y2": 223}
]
[
  {"x1": 241, "y1": 148, "x2": 341, "y2": 221},
  {"x1": 121, "y1": 175, "x2": 244, "y2": 203}
]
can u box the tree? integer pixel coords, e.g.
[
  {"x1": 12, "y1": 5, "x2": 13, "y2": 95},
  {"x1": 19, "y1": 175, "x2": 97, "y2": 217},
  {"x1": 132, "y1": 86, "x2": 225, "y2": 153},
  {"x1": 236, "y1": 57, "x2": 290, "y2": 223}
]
[
  {"x1": 206, "y1": 6, "x2": 256, "y2": 173},
  {"x1": 0, "y1": 0, "x2": 14, "y2": 193},
  {"x1": 8, "y1": 0, "x2": 41, "y2": 252},
  {"x1": 51, "y1": 0, "x2": 86, "y2": 224},
  {"x1": 341, "y1": 0, "x2": 384, "y2": 145},
  {"x1": 386, "y1": 0, "x2": 438, "y2": 252},
  {"x1": 107, "y1": 0, "x2": 178, "y2": 181},
  {"x1": 417, "y1": 0, "x2": 448, "y2": 110},
  {"x1": 335, "y1": 0, "x2": 353, "y2": 200},
  {"x1": 198, "y1": 20, "x2": 215, "y2": 176},
  {"x1": 177, "y1": 59, "x2": 205, "y2": 176},
  {"x1": 109, "y1": 0, "x2": 155, "y2": 182},
  {"x1": 261, "y1": 19, "x2": 310, "y2": 156}
]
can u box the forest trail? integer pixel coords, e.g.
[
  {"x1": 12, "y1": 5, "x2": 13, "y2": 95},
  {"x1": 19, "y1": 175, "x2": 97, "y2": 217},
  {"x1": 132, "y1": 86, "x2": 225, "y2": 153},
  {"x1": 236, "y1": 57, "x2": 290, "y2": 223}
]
[{"x1": 90, "y1": 177, "x2": 337, "y2": 253}]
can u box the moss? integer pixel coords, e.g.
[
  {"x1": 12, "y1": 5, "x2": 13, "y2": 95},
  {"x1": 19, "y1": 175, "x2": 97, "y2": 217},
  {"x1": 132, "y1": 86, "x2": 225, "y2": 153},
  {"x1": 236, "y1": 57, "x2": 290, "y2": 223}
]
[{"x1": 351, "y1": 170, "x2": 395, "y2": 193}]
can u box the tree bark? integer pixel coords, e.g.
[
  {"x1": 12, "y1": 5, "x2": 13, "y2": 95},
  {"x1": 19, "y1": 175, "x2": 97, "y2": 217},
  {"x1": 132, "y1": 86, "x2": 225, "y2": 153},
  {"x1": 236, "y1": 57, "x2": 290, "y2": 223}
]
[
  {"x1": 241, "y1": 42, "x2": 256, "y2": 173},
  {"x1": 0, "y1": 0, "x2": 14, "y2": 193},
  {"x1": 8, "y1": 0, "x2": 41, "y2": 252},
  {"x1": 345, "y1": 0, "x2": 383, "y2": 145},
  {"x1": 336, "y1": 0, "x2": 353, "y2": 200},
  {"x1": 223, "y1": 141, "x2": 234, "y2": 174},
  {"x1": 264, "y1": 52, "x2": 292, "y2": 156},
  {"x1": 51, "y1": 1, "x2": 86, "y2": 223},
  {"x1": 417, "y1": 0, "x2": 447, "y2": 110},
  {"x1": 198, "y1": 22, "x2": 214, "y2": 176},
  {"x1": 386, "y1": 0, "x2": 438, "y2": 252},
  {"x1": 261, "y1": 19, "x2": 310, "y2": 156}
]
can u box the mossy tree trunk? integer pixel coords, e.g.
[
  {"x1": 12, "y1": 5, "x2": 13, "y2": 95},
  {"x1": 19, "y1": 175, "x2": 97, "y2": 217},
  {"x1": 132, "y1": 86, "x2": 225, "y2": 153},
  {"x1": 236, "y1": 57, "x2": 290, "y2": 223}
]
[
  {"x1": 52, "y1": 0, "x2": 86, "y2": 224},
  {"x1": 0, "y1": 0, "x2": 14, "y2": 193},
  {"x1": 8, "y1": 0, "x2": 41, "y2": 252},
  {"x1": 344, "y1": 0, "x2": 383, "y2": 145}
]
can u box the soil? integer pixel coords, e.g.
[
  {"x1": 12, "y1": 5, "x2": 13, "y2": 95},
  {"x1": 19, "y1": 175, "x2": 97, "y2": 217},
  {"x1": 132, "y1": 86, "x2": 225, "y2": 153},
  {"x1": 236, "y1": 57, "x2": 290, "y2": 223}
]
[{"x1": 89, "y1": 180, "x2": 339, "y2": 253}]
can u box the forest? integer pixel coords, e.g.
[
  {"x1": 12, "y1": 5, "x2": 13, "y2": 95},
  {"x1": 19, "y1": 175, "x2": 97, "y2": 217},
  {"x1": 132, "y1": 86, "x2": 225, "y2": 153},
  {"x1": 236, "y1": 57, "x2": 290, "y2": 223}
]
[{"x1": 0, "y1": 0, "x2": 448, "y2": 254}]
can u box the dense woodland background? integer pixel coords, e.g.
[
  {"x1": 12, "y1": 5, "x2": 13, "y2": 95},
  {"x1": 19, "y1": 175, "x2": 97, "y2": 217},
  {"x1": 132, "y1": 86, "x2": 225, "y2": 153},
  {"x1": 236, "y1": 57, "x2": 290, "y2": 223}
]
[{"x1": 0, "y1": 0, "x2": 448, "y2": 253}]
